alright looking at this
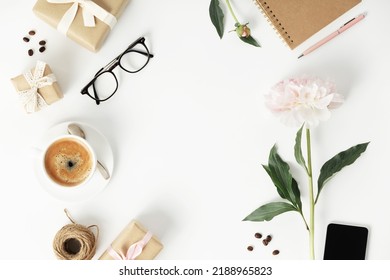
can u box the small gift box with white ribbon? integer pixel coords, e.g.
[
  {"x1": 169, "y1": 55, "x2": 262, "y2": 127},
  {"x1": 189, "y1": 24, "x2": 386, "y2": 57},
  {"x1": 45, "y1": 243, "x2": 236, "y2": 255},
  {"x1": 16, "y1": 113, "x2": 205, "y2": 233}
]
[
  {"x1": 10, "y1": 60, "x2": 63, "y2": 113},
  {"x1": 99, "y1": 220, "x2": 163, "y2": 260},
  {"x1": 33, "y1": 0, "x2": 129, "y2": 52}
]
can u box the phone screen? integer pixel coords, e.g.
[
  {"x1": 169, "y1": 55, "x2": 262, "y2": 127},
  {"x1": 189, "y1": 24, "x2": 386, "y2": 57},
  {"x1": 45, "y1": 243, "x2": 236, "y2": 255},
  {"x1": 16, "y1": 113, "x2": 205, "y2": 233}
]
[{"x1": 323, "y1": 223, "x2": 368, "y2": 260}]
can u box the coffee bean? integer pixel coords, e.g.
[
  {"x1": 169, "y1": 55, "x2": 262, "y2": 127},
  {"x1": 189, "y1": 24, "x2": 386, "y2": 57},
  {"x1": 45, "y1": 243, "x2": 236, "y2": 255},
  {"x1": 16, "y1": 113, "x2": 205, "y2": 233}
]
[
  {"x1": 265, "y1": 235, "x2": 272, "y2": 242},
  {"x1": 39, "y1": 46, "x2": 46, "y2": 53},
  {"x1": 254, "y1": 232, "x2": 262, "y2": 239},
  {"x1": 272, "y1": 250, "x2": 280, "y2": 255},
  {"x1": 23, "y1": 37, "x2": 30, "y2": 42},
  {"x1": 262, "y1": 239, "x2": 269, "y2": 246},
  {"x1": 247, "y1": 246, "x2": 254, "y2": 251},
  {"x1": 39, "y1": 40, "x2": 46, "y2": 45},
  {"x1": 29, "y1": 30, "x2": 36, "y2": 36},
  {"x1": 28, "y1": 49, "x2": 34, "y2": 56}
]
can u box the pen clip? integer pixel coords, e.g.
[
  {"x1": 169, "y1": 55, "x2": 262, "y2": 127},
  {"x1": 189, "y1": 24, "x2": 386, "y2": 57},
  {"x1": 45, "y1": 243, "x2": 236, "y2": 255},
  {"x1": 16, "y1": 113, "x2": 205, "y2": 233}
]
[
  {"x1": 340, "y1": 17, "x2": 355, "y2": 28},
  {"x1": 340, "y1": 12, "x2": 366, "y2": 28}
]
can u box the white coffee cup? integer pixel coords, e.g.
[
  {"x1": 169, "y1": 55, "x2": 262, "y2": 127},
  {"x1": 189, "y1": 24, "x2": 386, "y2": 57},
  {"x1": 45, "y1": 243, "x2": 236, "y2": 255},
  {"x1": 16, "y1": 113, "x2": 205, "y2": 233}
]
[{"x1": 40, "y1": 135, "x2": 97, "y2": 188}]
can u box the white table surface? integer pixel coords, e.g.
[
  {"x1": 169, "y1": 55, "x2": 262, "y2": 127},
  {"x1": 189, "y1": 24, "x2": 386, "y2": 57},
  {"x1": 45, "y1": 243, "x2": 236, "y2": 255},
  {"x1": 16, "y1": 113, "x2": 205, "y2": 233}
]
[{"x1": 1, "y1": 0, "x2": 389, "y2": 260}]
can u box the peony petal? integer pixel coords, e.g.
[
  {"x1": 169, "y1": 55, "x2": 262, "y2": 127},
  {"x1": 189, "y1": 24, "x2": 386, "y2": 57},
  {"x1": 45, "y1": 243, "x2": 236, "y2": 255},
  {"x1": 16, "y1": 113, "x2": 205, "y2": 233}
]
[
  {"x1": 328, "y1": 93, "x2": 344, "y2": 109},
  {"x1": 315, "y1": 94, "x2": 334, "y2": 109},
  {"x1": 265, "y1": 76, "x2": 343, "y2": 127}
]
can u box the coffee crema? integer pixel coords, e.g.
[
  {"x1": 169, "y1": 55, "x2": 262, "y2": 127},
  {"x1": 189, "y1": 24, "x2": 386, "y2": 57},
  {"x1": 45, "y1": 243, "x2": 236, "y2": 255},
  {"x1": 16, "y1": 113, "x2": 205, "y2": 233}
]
[{"x1": 44, "y1": 138, "x2": 93, "y2": 187}]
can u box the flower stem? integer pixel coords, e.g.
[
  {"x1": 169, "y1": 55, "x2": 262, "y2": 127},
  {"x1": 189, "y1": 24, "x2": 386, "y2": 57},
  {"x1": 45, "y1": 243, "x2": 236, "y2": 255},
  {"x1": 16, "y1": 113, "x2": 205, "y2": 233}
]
[
  {"x1": 306, "y1": 128, "x2": 315, "y2": 260},
  {"x1": 225, "y1": 0, "x2": 240, "y2": 24}
]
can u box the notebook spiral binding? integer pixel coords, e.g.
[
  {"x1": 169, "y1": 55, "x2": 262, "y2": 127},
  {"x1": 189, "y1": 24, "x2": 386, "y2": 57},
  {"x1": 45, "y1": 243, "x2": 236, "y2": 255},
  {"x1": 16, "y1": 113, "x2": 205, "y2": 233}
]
[{"x1": 252, "y1": 0, "x2": 294, "y2": 48}]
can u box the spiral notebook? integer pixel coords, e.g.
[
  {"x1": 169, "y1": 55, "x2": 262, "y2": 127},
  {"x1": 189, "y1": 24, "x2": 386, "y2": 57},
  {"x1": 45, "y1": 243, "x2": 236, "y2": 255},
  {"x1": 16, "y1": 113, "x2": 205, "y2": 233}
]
[{"x1": 253, "y1": 0, "x2": 362, "y2": 49}]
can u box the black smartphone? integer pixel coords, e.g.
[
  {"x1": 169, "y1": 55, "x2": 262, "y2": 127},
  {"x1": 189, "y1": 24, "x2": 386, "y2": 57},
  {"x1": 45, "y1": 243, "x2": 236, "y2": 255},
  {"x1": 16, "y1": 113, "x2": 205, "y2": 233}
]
[{"x1": 323, "y1": 223, "x2": 368, "y2": 260}]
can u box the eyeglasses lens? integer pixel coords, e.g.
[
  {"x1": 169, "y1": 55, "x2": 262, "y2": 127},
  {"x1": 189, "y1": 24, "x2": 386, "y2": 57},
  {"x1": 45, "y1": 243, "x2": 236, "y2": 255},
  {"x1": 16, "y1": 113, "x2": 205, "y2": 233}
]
[
  {"x1": 89, "y1": 71, "x2": 117, "y2": 101},
  {"x1": 119, "y1": 44, "x2": 150, "y2": 72}
]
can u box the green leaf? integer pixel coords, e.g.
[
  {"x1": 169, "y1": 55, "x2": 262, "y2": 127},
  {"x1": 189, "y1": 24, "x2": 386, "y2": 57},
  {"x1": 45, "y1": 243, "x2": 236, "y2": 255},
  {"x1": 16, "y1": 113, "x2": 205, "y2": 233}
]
[
  {"x1": 262, "y1": 164, "x2": 286, "y2": 199},
  {"x1": 239, "y1": 35, "x2": 261, "y2": 47},
  {"x1": 290, "y1": 177, "x2": 302, "y2": 210},
  {"x1": 294, "y1": 124, "x2": 308, "y2": 173},
  {"x1": 263, "y1": 145, "x2": 302, "y2": 210},
  {"x1": 209, "y1": 0, "x2": 224, "y2": 39},
  {"x1": 243, "y1": 202, "x2": 297, "y2": 222},
  {"x1": 316, "y1": 142, "x2": 370, "y2": 203}
]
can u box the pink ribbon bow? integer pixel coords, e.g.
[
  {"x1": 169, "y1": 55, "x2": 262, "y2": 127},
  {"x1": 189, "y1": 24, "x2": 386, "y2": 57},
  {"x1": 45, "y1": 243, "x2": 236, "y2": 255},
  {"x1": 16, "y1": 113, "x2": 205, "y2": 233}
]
[{"x1": 107, "y1": 231, "x2": 153, "y2": 260}]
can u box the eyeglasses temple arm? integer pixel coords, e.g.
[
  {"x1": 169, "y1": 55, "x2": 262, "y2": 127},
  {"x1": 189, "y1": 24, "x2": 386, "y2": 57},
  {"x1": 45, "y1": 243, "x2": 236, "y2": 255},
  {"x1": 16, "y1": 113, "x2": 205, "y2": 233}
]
[{"x1": 99, "y1": 55, "x2": 121, "y2": 74}]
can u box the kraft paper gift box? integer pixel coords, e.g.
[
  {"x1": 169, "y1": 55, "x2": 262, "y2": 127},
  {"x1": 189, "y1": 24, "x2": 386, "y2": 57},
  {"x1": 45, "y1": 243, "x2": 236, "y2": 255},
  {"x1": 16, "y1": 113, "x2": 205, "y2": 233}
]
[
  {"x1": 10, "y1": 60, "x2": 63, "y2": 113},
  {"x1": 33, "y1": 0, "x2": 129, "y2": 52},
  {"x1": 99, "y1": 220, "x2": 163, "y2": 260}
]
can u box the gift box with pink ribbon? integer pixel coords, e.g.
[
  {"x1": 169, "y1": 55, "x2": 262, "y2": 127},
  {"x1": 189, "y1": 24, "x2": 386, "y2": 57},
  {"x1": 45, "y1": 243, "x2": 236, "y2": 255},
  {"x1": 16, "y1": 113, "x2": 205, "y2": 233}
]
[
  {"x1": 99, "y1": 220, "x2": 163, "y2": 260},
  {"x1": 10, "y1": 61, "x2": 63, "y2": 113},
  {"x1": 33, "y1": 0, "x2": 129, "y2": 52}
]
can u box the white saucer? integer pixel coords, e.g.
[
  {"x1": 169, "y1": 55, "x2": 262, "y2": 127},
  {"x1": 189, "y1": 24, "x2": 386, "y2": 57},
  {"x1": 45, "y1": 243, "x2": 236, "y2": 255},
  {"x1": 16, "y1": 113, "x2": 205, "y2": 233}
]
[{"x1": 33, "y1": 121, "x2": 114, "y2": 202}]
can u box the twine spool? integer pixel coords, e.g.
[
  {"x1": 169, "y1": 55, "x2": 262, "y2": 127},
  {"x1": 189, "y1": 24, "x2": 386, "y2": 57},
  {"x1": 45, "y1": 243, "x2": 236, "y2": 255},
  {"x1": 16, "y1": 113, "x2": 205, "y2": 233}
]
[{"x1": 53, "y1": 209, "x2": 99, "y2": 260}]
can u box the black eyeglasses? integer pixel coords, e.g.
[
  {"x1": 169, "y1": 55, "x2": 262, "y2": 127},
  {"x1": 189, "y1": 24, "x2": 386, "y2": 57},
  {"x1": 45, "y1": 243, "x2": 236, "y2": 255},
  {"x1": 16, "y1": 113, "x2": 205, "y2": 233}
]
[{"x1": 81, "y1": 37, "x2": 153, "y2": 105}]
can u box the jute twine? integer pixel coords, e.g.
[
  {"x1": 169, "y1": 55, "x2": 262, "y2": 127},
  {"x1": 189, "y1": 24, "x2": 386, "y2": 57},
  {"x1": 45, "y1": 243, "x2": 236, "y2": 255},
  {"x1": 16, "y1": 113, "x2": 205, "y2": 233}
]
[{"x1": 52, "y1": 209, "x2": 99, "y2": 260}]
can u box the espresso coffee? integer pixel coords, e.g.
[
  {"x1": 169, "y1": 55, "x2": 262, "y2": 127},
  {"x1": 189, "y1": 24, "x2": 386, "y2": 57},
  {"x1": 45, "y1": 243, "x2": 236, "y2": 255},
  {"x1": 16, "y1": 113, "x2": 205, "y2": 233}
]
[{"x1": 44, "y1": 137, "x2": 93, "y2": 187}]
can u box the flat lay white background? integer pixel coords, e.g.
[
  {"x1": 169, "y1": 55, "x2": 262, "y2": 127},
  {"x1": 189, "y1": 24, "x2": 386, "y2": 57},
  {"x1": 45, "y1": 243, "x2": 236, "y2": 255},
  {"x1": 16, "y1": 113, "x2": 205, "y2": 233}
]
[{"x1": 1, "y1": 0, "x2": 389, "y2": 260}]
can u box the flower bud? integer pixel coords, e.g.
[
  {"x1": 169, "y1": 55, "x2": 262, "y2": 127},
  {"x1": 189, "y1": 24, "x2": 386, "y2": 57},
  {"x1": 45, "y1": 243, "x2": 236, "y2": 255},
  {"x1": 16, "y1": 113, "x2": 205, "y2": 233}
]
[{"x1": 235, "y1": 24, "x2": 251, "y2": 38}]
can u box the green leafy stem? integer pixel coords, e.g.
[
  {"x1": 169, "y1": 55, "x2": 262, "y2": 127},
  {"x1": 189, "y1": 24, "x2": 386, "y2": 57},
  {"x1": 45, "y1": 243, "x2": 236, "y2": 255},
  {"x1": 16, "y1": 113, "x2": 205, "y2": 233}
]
[
  {"x1": 243, "y1": 124, "x2": 369, "y2": 259},
  {"x1": 209, "y1": 0, "x2": 261, "y2": 47}
]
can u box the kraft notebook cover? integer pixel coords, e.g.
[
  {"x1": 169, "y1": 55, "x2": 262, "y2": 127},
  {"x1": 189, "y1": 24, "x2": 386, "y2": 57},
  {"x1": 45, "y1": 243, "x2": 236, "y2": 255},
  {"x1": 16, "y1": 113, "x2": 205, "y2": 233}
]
[{"x1": 253, "y1": 0, "x2": 362, "y2": 49}]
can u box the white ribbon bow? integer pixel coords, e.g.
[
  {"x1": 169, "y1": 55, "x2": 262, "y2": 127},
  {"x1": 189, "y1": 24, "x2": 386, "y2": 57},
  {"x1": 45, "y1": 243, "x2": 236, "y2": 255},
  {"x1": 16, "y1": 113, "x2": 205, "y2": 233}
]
[
  {"x1": 47, "y1": 0, "x2": 117, "y2": 34},
  {"x1": 107, "y1": 231, "x2": 153, "y2": 260},
  {"x1": 18, "y1": 61, "x2": 57, "y2": 113}
]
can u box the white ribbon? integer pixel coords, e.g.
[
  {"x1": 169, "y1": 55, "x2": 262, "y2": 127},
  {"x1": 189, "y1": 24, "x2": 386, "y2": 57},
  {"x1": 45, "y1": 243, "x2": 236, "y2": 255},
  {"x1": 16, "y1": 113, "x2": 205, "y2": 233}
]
[
  {"x1": 47, "y1": 0, "x2": 117, "y2": 34},
  {"x1": 18, "y1": 61, "x2": 57, "y2": 113}
]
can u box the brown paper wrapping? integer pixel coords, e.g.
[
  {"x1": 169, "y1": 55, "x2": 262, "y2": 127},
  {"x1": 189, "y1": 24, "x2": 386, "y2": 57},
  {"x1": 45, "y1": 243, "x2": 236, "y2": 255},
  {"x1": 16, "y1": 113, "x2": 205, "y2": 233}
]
[
  {"x1": 10, "y1": 63, "x2": 63, "y2": 113},
  {"x1": 33, "y1": 0, "x2": 129, "y2": 52},
  {"x1": 99, "y1": 220, "x2": 163, "y2": 260}
]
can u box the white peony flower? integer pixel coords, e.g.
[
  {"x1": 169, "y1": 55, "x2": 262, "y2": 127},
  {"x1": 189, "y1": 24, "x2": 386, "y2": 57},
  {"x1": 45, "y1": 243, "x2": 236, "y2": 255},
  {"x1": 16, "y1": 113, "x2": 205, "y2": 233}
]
[{"x1": 265, "y1": 77, "x2": 344, "y2": 128}]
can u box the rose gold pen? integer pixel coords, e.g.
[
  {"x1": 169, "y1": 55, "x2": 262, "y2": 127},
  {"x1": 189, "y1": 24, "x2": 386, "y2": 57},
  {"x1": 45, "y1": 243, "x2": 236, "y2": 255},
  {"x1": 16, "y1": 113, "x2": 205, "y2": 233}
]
[{"x1": 298, "y1": 12, "x2": 367, "y2": 59}]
